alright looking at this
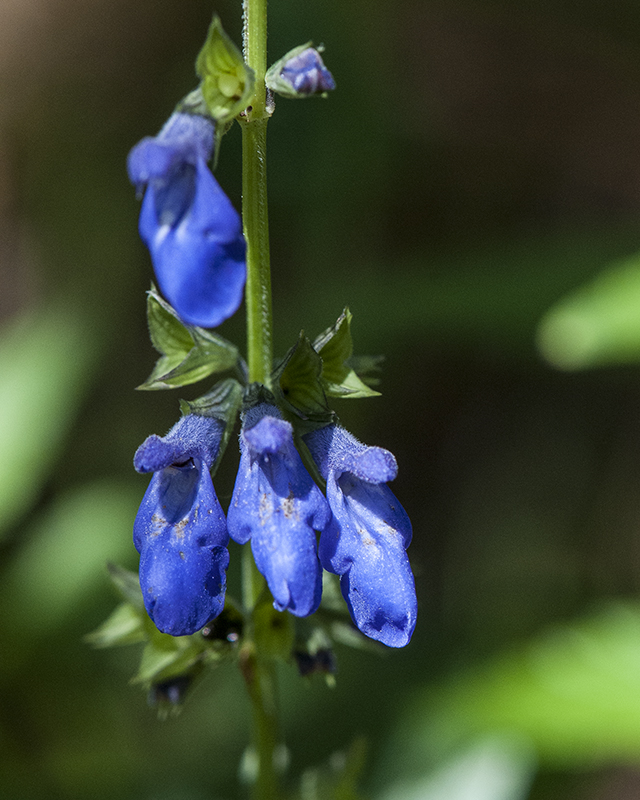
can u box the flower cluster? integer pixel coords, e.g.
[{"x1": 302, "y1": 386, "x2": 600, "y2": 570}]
[
  {"x1": 129, "y1": 41, "x2": 416, "y2": 650},
  {"x1": 134, "y1": 404, "x2": 416, "y2": 647}
]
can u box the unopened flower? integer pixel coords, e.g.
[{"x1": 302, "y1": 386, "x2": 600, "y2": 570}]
[
  {"x1": 227, "y1": 404, "x2": 330, "y2": 617},
  {"x1": 304, "y1": 425, "x2": 417, "y2": 647},
  {"x1": 281, "y1": 47, "x2": 335, "y2": 95},
  {"x1": 134, "y1": 414, "x2": 229, "y2": 636},
  {"x1": 266, "y1": 45, "x2": 335, "y2": 99},
  {"x1": 127, "y1": 112, "x2": 246, "y2": 328}
]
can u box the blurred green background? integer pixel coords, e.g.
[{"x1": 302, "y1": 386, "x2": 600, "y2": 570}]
[{"x1": 5, "y1": 1, "x2": 640, "y2": 798}]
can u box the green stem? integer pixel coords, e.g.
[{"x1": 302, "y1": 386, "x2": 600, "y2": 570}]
[
  {"x1": 242, "y1": 0, "x2": 272, "y2": 387},
  {"x1": 240, "y1": 3, "x2": 280, "y2": 799},
  {"x1": 241, "y1": 547, "x2": 281, "y2": 800}
]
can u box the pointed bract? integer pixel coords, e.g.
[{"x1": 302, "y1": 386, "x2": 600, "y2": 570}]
[
  {"x1": 304, "y1": 425, "x2": 417, "y2": 647},
  {"x1": 227, "y1": 404, "x2": 330, "y2": 617},
  {"x1": 133, "y1": 415, "x2": 229, "y2": 636},
  {"x1": 128, "y1": 112, "x2": 246, "y2": 328}
]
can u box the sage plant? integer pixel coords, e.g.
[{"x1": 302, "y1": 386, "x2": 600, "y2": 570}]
[{"x1": 92, "y1": 4, "x2": 417, "y2": 797}]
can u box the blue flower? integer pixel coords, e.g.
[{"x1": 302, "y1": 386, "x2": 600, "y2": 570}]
[
  {"x1": 127, "y1": 112, "x2": 246, "y2": 328},
  {"x1": 281, "y1": 47, "x2": 335, "y2": 95},
  {"x1": 133, "y1": 414, "x2": 229, "y2": 636},
  {"x1": 304, "y1": 425, "x2": 417, "y2": 647},
  {"x1": 227, "y1": 404, "x2": 330, "y2": 617}
]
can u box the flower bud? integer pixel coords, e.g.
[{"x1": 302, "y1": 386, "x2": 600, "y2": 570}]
[{"x1": 266, "y1": 44, "x2": 335, "y2": 99}]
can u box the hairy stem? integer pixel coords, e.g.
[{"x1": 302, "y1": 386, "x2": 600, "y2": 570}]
[
  {"x1": 242, "y1": 0, "x2": 272, "y2": 388},
  {"x1": 240, "y1": 2, "x2": 280, "y2": 799}
]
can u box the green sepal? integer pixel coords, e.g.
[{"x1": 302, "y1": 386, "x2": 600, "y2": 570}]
[
  {"x1": 273, "y1": 333, "x2": 333, "y2": 422},
  {"x1": 139, "y1": 288, "x2": 240, "y2": 390},
  {"x1": 179, "y1": 378, "x2": 243, "y2": 476},
  {"x1": 85, "y1": 602, "x2": 146, "y2": 649},
  {"x1": 196, "y1": 15, "x2": 255, "y2": 123},
  {"x1": 313, "y1": 309, "x2": 380, "y2": 399},
  {"x1": 347, "y1": 354, "x2": 384, "y2": 387}
]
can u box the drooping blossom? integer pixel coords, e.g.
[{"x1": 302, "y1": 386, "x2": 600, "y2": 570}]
[
  {"x1": 304, "y1": 424, "x2": 417, "y2": 647},
  {"x1": 128, "y1": 112, "x2": 246, "y2": 328},
  {"x1": 133, "y1": 414, "x2": 229, "y2": 636},
  {"x1": 227, "y1": 404, "x2": 330, "y2": 617}
]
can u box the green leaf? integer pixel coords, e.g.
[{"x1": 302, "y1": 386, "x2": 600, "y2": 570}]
[
  {"x1": 274, "y1": 333, "x2": 332, "y2": 421},
  {"x1": 0, "y1": 480, "x2": 140, "y2": 636},
  {"x1": 313, "y1": 309, "x2": 380, "y2": 399},
  {"x1": 86, "y1": 602, "x2": 146, "y2": 648},
  {"x1": 0, "y1": 303, "x2": 98, "y2": 541},
  {"x1": 106, "y1": 562, "x2": 145, "y2": 610},
  {"x1": 377, "y1": 737, "x2": 535, "y2": 800},
  {"x1": 414, "y1": 603, "x2": 640, "y2": 766},
  {"x1": 135, "y1": 633, "x2": 205, "y2": 685},
  {"x1": 146, "y1": 286, "x2": 194, "y2": 360},
  {"x1": 538, "y1": 252, "x2": 640, "y2": 369},
  {"x1": 140, "y1": 289, "x2": 239, "y2": 390},
  {"x1": 196, "y1": 15, "x2": 255, "y2": 123}
]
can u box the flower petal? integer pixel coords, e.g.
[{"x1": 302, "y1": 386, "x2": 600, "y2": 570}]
[
  {"x1": 139, "y1": 159, "x2": 246, "y2": 328},
  {"x1": 134, "y1": 459, "x2": 229, "y2": 635},
  {"x1": 321, "y1": 473, "x2": 416, "y2": 647},
  {"x1": 129, "y1": 112, "x2": 246, "y2": 328}
]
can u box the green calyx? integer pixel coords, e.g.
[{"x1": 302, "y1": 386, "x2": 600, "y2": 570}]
[{"x1": 196, "y1": 15, "x2": 255, "y2": 123}]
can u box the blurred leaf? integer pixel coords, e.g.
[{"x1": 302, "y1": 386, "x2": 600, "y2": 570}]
[
  {"x1": 0, "y1": 479, "x2": 140, "y2": 636},
  {"x1": 0, "y1": 303, "x2": 98, "y2": 540},
  {"x1": 106, "y1": 562, "x2": 145, "y2": 610},
  {"x1": 253, "y1": 591, "x2": 295, "y2": 660},
  {"x1": 135, "y1": 633, "x2": 206, "y2": 685},
  {"x1": 297, "y1": 737, "x2": 368, "y2": 800},
  {"x1": 294, "y1": 228, "x2": 640, "y2": 360},
  {"x1": 377, "y1": 737, "x2": 535, "y2": 800},
  {"x1": 86, "y1": 602, "x2": 146, "y2": 648},
  {"x1": 413, "y1": 604, "x2": 640, "y2": 766},
  {"x1": 538, "y1": 252, "x2": 640, "y2": 369}
]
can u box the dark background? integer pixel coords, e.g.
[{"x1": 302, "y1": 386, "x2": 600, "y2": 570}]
[{"x1": 3, "y1": 1, "x2": 640, "y2": 798}]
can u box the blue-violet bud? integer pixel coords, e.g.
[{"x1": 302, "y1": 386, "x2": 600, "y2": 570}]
[
  {"x1": 280, "y1": 47, "x2": 335, "y2": 96},
  {"x1": 227, "y1": 404, "x2": 330, "y2": 617},
  {"x1": 127, "y1": 112, "x2": 246, "y2": 328},
  {"x1": 304, "y1": 425, "x2": 417, "y2": 647},
  {"x1": 133, "y1": 414, "x2": 229, "y2": 636}
]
